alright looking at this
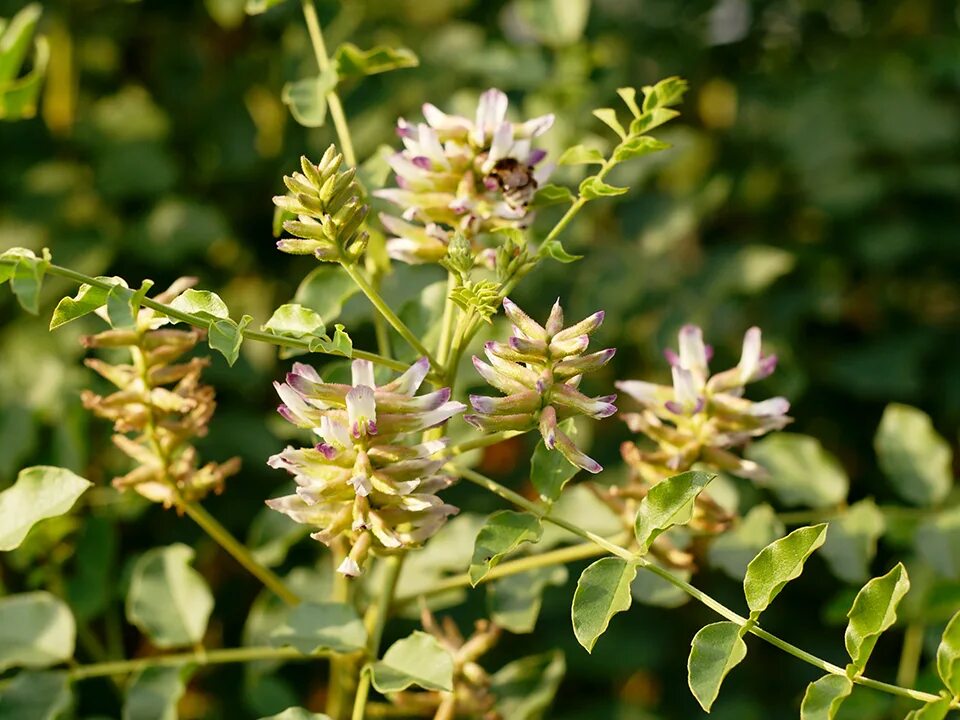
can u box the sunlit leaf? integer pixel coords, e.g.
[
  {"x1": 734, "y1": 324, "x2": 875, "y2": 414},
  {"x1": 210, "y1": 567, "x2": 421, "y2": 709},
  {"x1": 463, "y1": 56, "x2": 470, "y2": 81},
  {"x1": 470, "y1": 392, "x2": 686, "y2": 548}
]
[
  {"x1": 126, "y1": 544, "x2": 214, "y2": 648},
  {"x1": 245, "y1": 0, "x2": 285, "y2": 14},
  {"x1": 634, "y1": 471, "x2": 714, "y2": 551},
  {"x1": 530, "y1": 183, "x2": 575, "y2": 209},
  {"x1": 0, "y1": 465, "x2": 91, "y2": 551},
  {"x1": 538, "y1": 238, "x2": 582, "y2": 264},
  {"x1": 743, "y1": 524, "x2": 827, "y2": 617},
  {"x1": 936, "y1": 609, "x2": 960, "y2": 697},
  {"x1": 370, "y1": 631, "x2": 454, "y2": 693},
  {"x1": 844, "y1": 563, "x2": 910, "y2": 672},
  {"x1": 469, "y1": 510, "x2": 543, "y2": 585},
  {"x1": 258, "y1": 710, "x2": 332, "y2": 720},
  {"x1": 262, "y1": 304, "x2": 326, "y2": 338},
  {"x1": 0, "y1": 4, "x2": 48, "y2": 120},
  {"x1": 571, "y1": 557, "x2": 636, "y2": 652},
  {"x1": 167, "y1": 288, "x2": 230, "y2": 320},
  {"x1": 799, "y1": 674, "x2": 852, "y2": 720},
  {"x1": 0, "y1": 592, "x2": 75, "y2": 671},
  {"x1": 579, "y1": 176, "x2": 628, "y2": 199},
  {"x1": 269, "y1": 602, "x2": 366, "y2": 655},
  {"x1": 875, "y1": 403, "x2": 952, "y2": 506},
  {"x1": 612, "y1": 135, "x2": 670, "y2": 163},
  {"x1": 334, "y1": 43, "x2": 418, "y2": 77},
  {"x1": 49, "y1": 278, "x2": 124, "y2": 330},
  {"x1": 641, "y1": 76, "x2": 689, "y2": 111},
  {"x1": 557, "y1": 145, "x2": 605, "y2": 166},
  {"x1": 687, "y1": 621, "x2": 747, "y2": 712},
  {"x1": 592, "y1": 108, "x2": 626, "y2": 139}
]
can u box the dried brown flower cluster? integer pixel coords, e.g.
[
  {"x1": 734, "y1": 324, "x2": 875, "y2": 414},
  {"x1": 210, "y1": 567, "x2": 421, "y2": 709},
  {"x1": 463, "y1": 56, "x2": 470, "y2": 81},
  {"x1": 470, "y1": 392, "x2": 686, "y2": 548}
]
[{"x1": 81, "y1": 280, "x2": 239, "y2": 507}]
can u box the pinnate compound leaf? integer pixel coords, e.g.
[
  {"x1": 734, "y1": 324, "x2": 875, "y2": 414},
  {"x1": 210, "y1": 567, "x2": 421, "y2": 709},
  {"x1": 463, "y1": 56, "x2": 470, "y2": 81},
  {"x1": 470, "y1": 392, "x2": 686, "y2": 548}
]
[
  {"x1": 875, "y1": 403, "x2": 952, "y2": 507},
  {"x1": 799, "y1": 674, "x2": 853, "y2": 720},
  {"x1": 634, "y1": 471, "x2": 714, "y2": 551},
  {"x1": 258, "y1": 710, "x2": 332, "y2": 720},
  {"x1": 469, "y1": 510, "x2": 543, "y2": 585},
  {"x1": 641, "y1": 76, "x2": 689, "y2": 111},
  {"x1": 936, "y1": 610, "x2": 960, "y2": 697},
  {"x1": 0, "y1": 592, "x2": 75, "y2": 671},
  {"x1": 592, "y1": 108, "x2": 626, "y2": 139},
  {"x1": 743, "y1": 524, "x2": 827, "y2": 616},
  {"x1": 530, "y1": 419, "x2": 580, "y2": 499},
  {"x1": 0, "y1": 671, "x2": 71, "y2": 720},
  {"x1": 530, "y1": 183, "x2": 575, "y2": 209},
  {"x1": 821, "y1": 499, "x2": 885, "y2": 584},
  {"x1": 370, "y1": 631, "x2": 454, "y2": 693},
  {"x1": 612, "y1": 135, "x2": 670, "y2": 163},
  {"x1": 126, "y1": 544, "x2": 214, "y2": 648},
  {"x1": 904, "y1": 698, "x2": 953, "y2": 720},
  {"x1": 269, "y1": 602, "x2": 366, "y2": 655},
  {"x1": 334, "y1": 43, "x2": 418, "y2": 77},
  {"x1": 571, "y1": 557, "x2": 636, "y2": 652},
  {"x1": 123, "y1": 665, "x2": 191, "y2": 720},
  {"x1": 488, "y1": 566, "x2": 568, "y2": 634},
  {"x1": 557, "y1": 145, "x2": 605, "y2": 166},
  {"x1": 0, "y1": 465, "x2": 91, "y2": 550},
  {"x1": 708, "y1": 504, "x2": 784, "y2": 580},
  {"x1": 746, "y1": 433, "x2": 849, "y2": 508},
  {"x1": 845, "y1": 563, "x2": 910, "y2": 673},
  {"x1": 687, "y1": 621, "x2": 747, "y2": 712},
  {"x1": 490, "y1": 650, "x2": 565, "y2": 720},
  {"x1": 579, "y1": 176, "x2": 628, "y2": 199},
  {"x1": 263, "y1": 304, "x2": 326, "y2": 338}
]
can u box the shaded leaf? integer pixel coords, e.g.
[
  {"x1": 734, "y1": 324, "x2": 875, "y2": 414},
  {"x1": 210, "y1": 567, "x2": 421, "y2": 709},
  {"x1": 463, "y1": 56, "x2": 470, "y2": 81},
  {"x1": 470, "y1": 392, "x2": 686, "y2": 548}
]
[
  {"x1": 539, "y1": 238, "x2": 581, "y2": 264},
  {"x1": 875, "y1": 404, "x2": 952, "y2": 506},
  {"x1": 282, "y1": 69, "x2": 338, "y2": 128},
  {"x1": 634, "y1": 470, "x2": 714, "y2": 551},
  {"x1": 904, "y1": 698, "x2": 952, "y2": 720},
  {"x1": 207, "y1": 314, "x2": 252, "y2": 366},
  {"x1": 0, "y1": 4, "x2": 48, "y2": 120},
  {"x1": 123, "y1": 665, "x2": 190, "y2": 720},
  {"x1": 258, "y1": 710, "x2": 332, "y2": 720},
  {"x1": 126, "y1": 544, "x2": 214, "y2": 648},
  {"x1": 269, "y1": 602, "x2": 366, "y2": 655},
  {"x1": 743, "y1": 524, "x2": 827, "y2": 617},
  {"x1": 0, "y1": 465, "x2": 91, "y2": 550},
  {"x1": 0, "y1": 671, "x2": 71, "y2": 720},
  {"x1": 530, "y1": 183, "x2": 575, "y2": 209},
  {"x1": 245, "y1": 0, "x2": 286, "y2": 14},
  {"x1": 488, "y1": 566, "x2": 568, "y2": 633},
  {"x1": 490, "y1": 650, "x2": 565, "y2": 720},
  {"x1": 294, "y1": 265, "x2": 359, "y2": 323},
  {"x1": 0, "y1": 592, "x2": 75, "y2": 671},
  {"x1": 708, "y1": 504, "x2": 784, "y2": 580},
  {"x1": 746, "y1": 433, "x2": 849, "y2": 508},
  {"x1": 936, "y1": 609, "x2": 960, "y2": 697},
  {"x1": 687, "y1": 621, "x2": 747, "y2": 712},
  {"x1": 821, "y1": 499, "x2": 886, "y2": 584},
  {"x1": 845, "y1": 563, "x2": 910, "y2": 672},
  {"x1": 571, "y1": 557, "x2": 636, "y2": 652},
  {"x1": 631, "y1": 561, "x2": 691, "y2": 608},
  {"x1": 529, "y1": 419, "x2": 580, "y2": 500},
  {"x1": 370, "y1": 631, "x2": 454, "y2": 693},
  {"x1": 916, "y1": 506, "x2": 960, "y2": 580},
  {"x1": 334, "y1": 43, "x2": 418, "y2": 77},
  {"x1": 469, "y1": 510, "x2": 543, "y2": 586},
  {"x1": 799, "y1": 674, "x2": 853, "y2": 720},
  {"x1": 0, "y1": 247, "x2": 49, "y2": 314}
]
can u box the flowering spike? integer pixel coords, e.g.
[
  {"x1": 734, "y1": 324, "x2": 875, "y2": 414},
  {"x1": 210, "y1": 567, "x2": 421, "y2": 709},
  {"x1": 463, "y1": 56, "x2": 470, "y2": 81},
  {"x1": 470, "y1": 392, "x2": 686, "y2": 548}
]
[
  {"x1": 470, "y1": 298, "x2": 614, "y2": 473},
  {"x1": 267, "y1": 359, "x2": 464, "y2": 575}
]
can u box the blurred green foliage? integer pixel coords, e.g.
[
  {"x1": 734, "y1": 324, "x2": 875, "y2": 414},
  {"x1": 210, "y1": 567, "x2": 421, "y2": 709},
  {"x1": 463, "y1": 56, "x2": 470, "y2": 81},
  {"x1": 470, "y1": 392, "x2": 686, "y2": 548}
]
[{"x1": 1, "y1": 0, "x2": 959, "y2": 718}]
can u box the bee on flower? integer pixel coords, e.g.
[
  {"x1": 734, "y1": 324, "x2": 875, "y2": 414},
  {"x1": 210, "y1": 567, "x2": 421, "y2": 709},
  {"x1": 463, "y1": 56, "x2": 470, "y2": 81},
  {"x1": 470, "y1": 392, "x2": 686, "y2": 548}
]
[
  {"x1": 376, "y1": 88, "x2": 554, "y2": 265},
  {"x1": 267, "y1": 358, "x2": 465, "y2": 576},
  {"x1": 466, "y1": 298, "x2": 616, "y2": 474}
]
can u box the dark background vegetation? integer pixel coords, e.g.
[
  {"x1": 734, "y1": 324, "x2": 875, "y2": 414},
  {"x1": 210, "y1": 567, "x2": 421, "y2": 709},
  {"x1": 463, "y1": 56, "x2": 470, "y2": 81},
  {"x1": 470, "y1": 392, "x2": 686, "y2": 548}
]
[{"x1": 1, "y1": 0, "x2": 958, "y2": 718}]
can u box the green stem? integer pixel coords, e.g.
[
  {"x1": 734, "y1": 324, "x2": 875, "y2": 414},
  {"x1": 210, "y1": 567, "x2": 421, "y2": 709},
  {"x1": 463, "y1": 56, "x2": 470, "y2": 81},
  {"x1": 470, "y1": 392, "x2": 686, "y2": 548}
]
[
  {"x1": 896, "y1": 621, "x2": 926, "y2": 691},
  {"x1": 340, "y1": 262, "x2": 438, "y2": 367},
  {"x1": 300, "y1": 0, "x2": 356, "y2": 167},
  {"x1": 777, "y1": 505, "x2": 936, "y2": 526},
  {"x1": 435, "y1": 272, "x2": 459, "y2": 369},
  {"x1": 451, "y1": 466, "x2": 951, "y2": 709},
  {"x1": 352, "y1": 554, "x2": 405, "y2": 720},
  {"x1": 68, "y1": 646, "x2": 319, "y2": 681},
  {"x1": 45, "y1": 264, "x2": 409, "y2": 374},
  {"x1": 181, "y1": 501, "x2": 300, "y2": 606},
  {"x1": 327, "y1": 541, "x2": 356, "y2": 720}
]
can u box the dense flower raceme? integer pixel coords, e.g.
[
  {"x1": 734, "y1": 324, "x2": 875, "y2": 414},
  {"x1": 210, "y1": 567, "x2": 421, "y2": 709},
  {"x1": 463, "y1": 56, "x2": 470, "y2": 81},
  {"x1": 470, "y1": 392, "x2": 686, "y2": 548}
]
[
  {"x1": 467, "y1": 298, "x2": 616, "y2": 473},
  {"x1": 81, "y1": 279, "x2": 240, "y2": 506},
  {"x1": 376, "y1": 88, "x2": 555, "y2": 264},
  {"x1": 272, "y1": 146, "x2": 369, "y2": 263},
  {"x1": 267, "y1": 358, "x2": 466, "y2": 576},
  {"x1": 615, "y1": 325, "x2": 791, "y2": 485}
]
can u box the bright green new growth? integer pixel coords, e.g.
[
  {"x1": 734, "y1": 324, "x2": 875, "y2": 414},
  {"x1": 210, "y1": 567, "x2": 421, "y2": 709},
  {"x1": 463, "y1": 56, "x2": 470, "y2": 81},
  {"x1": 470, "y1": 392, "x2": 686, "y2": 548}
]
[
  {"x1": 844, "y1": 563, "x2": 910, "y2": 674},
  {"x1": 743, "y1": 524, "x2": 827, "y2": 617}
]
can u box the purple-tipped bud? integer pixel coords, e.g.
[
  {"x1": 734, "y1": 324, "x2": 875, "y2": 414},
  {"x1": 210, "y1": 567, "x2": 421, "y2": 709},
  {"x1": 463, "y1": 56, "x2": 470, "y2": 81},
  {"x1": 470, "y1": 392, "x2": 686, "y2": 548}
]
[
  {"x1": 315, "y1": 443, "x2": 338, "y2": 460},
  {"x1": 277, "y1": 405, "x2": 297, "y2": 423},
  {"x1": 412, "y1": 156, "x2": 431, "y2": 169}
]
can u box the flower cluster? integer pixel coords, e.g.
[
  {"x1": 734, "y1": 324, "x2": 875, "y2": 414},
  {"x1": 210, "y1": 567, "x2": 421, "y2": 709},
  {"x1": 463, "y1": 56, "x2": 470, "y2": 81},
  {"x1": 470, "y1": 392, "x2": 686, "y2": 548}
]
[
  {"x1": 81, "y1": 280, "x2": 240, "y2": 506},
  {"x1": 267, "y1": 358, "x2": 465, "y2": 576},
  {"x1": 376, "y1": 88, "x2": 554, "y2": 264},
  {"x1": 273, "y1": 146, "x2": 369, "y2": 263},
  {"x1": 467, "y1": 298, "x2": 616, "y2": 473},
  {"x1": 616, "y1": 325, "x2": 791, "y2": 484}
]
